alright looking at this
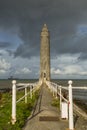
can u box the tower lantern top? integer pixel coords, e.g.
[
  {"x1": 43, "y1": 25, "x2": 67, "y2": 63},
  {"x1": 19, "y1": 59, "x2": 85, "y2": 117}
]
[
  {"x1": 43, "y1": 24, "x2": 47, "y2": 28},
  {"x1": 41, "y1": 24, "x2": 49, "y2": 36}
]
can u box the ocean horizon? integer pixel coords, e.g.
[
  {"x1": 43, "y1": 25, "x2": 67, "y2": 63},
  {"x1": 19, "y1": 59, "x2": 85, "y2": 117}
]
[{"x1": 0, "y1": 79, "x2": 87, "y2": 103}]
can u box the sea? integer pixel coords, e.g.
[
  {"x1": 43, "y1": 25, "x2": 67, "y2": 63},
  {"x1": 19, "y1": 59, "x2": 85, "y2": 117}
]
[
  {"x1": 0, "y1": 79, "x2": 87, "y2": 103},
  {"x1": 52, "y1": 79, "x2": 87, "y2": 104}
]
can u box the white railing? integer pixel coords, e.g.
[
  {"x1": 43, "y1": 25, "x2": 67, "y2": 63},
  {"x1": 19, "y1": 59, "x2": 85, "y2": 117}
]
[
  {"x1": 46, "y1": 80, "x2": 87, "y2": 130},
  {"x1": 11, "y1": 80, "x2": 42, "y2": 125}
]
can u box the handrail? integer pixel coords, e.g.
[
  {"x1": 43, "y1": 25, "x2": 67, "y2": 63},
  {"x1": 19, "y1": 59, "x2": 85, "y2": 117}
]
[
  {"x1": 72, "y1": 86, "x2": 87, "y2": 89},
  {"x1": 46, "y1": 80, "x2": 87, "y2": 130},
  {"x1": 11, "y1": 80, "x2": 42, "y2": 125}
]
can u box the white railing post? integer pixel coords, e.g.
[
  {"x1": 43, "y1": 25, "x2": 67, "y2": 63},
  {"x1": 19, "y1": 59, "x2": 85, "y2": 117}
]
[
  {"x1": 53, "y1": 86, "x2": 55, "y2": 96},
  {"x1": 56, "y1": 85, "x2": 58, "y2": 98},
  {"x1": 30, "y1": 85, "x2": 32, "y2": 99},
  {"x1": 50, "y1": 83, "x2": 52, "y2": 92},
  {"x1": 49, "y1": 82, "x2": 51, "y2": 90},
  {"x1": 59, "y1": 86, "x2": 62, "y2": 111},
  {"x1": 51, "y1": 84, "x2": 53, "y2": 92},
  {"x1": 11, "y1": 80, "x2": 16, "y2": 125},
  {"x1": 25, "y1": 86, "x2": 27, "y2": 103},
  {"x1": 68, "y1": 80, "x2": 74, "y2": 130}
]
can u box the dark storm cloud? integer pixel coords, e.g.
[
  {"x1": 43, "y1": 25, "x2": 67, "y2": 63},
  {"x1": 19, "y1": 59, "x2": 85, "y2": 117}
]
[
  {"x1": 78, "y1": 53, "x2": 87, "y2": 60},
  {"x1": 0, "y1": 53, "x2": 3, "y2": 56},
  {"x1": 0, "y1": 41, "x2": 11, "y2": 48},
  {"x1": 6, "y1": 49, "x2": 14, "y2": 56},
  {"x1": 0, "y1": 0, "x2": 87, "y2": 59}
]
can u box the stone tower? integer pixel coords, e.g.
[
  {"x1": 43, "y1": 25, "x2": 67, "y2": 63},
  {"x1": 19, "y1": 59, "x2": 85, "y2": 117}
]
[{"x1": 40, "y1": 24, "x2": 50, "y2": 82}]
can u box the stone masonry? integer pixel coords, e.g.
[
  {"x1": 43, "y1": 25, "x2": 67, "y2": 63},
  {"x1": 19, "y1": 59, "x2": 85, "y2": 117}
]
[{"x1": 40, "y1": 24, "x2": 50, "y2": 82}]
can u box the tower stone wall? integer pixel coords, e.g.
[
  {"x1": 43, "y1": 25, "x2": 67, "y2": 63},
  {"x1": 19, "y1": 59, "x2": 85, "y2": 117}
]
[{"x1": 40, "y1": 24, "x2": 50, "y2": 82}]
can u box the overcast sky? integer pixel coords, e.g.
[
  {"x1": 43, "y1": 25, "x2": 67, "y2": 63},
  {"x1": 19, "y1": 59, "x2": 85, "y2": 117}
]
[{"x1": 0, "y1": 0, "x2": 87, "y2": 79}]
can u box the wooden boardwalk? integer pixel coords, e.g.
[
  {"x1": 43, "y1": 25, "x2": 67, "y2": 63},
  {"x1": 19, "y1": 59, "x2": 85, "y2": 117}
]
[{"x1": 23, "y1": 83, "x2": 68, "y2": 130}]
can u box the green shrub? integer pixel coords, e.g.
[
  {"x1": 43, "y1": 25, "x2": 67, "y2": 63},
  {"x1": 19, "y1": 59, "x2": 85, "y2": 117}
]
[
  {"x1": 0, "y1": 89, "x2": 40, "y2": 130},
  {"x1": 0, "y1": 92, "x2": 2, "y2": 99},
  {"x1": 51, "y1": 98, "x2": 60, "y2": 107}
]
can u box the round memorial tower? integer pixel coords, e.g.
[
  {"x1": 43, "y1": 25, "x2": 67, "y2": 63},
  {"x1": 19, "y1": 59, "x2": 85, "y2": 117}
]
[{"x1": 40, "y1": 24, "x2": 50, "y2": 82}]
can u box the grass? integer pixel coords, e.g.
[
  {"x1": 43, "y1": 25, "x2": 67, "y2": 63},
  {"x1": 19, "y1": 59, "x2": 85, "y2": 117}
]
[
  {"x1": 51, "y1": 98, "x2": 60, "y2": 108},
  {"x1": 0, "y1": 89, "x2": 39, "y2": 130},
  {"x1": 74, "y1": 99, "x2": 87, "y2": 113}
]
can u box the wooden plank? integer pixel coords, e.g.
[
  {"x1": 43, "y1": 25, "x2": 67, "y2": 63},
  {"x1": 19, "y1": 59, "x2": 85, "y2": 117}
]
[{"x1": 39, "y1": 116, "x2": 59, "y2": 121}]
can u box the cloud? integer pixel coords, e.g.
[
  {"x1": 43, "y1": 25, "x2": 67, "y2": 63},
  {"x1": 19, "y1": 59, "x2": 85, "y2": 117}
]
[
  {"x1": 21, "y1": 68, "x2": 32, "y2": 74},
  {"x1": 15, "y1": 67, "x2": 31, "y2": 74},
  {"x1": 0, "y1": 0, "x2": 87, "y2": 79},
  {"x1": 64, "y1": 65, "x2": 82, "y2": 75},
  {"x1": 51, "y1": 65, "x2": 87, "y2": 77},
  {"x1": 0, "y1": 41, "x2": 12, "y2": 48},
  {"x1": 51, "y1": 68, "x2": 61, "y2": 75},
  {"x1": 78, "y1": 53, "x2": 87, "y2": 61},
  {"x1": 0, "y1": 42, "x2": 14, "y2": 56},
  {"x1": 0, "y1": 58, "x2": 11, "y2": 70},
  {"x1": 0, "y1": 53, "x2": 2, "y2": 56},
  {"x1": 51, "y1": 53, "x2": 87, "y2": 79},
  {"x1": 6, "y1": 49, "x2": 14, "y2": 56},
  {"x1": 80, "y1": 71, "x2": 87, "y2": 75},
  {"x1": 0, "y1": 58, "x2": 11, "y2": 74},
  {"x1": 0, "y1": 69, "x2": 6, "y2": 74},
  {"x1": 0, "y1": 49, "x2": 11, "y2": 57},
  {"x1": 0, "y1": 0, "x2": 87, "y2": 60}
]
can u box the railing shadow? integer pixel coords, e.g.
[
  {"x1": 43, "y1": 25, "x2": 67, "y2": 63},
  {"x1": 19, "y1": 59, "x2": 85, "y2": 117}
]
[
  {"x1": 26, "y1": 84, "x2": 43, "y2": 121},
  {"x1": 74, "y1": 114, "x2": 79, "y2": 128}
]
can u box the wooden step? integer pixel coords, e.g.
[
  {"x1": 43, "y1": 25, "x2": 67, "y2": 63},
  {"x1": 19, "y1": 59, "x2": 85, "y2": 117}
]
[{"x1": 39, "y1": 116, "x2": 59, "y2": 121}]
